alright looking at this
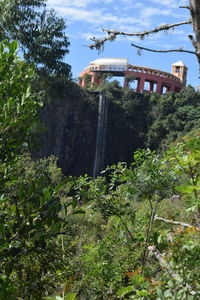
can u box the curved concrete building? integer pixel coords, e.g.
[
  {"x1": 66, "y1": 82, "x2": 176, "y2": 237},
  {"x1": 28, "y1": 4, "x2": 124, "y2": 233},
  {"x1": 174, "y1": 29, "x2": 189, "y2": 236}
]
[{"x1": 79, "y1": 58, "x2": 188, "y2": 94}]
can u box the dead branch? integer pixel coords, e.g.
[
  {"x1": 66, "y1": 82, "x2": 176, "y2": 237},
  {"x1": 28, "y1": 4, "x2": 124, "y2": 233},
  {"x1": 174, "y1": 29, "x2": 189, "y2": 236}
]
[
  {"x1": 102, "y1": 20, "x2": 192, "y2": 38},
  {"x1": 88, "y1": 20, "x2": 192, "y2": 51},
  {"x1": 148, "y1": 245, "x2": 173, "y2": 272},
  {"x1": 148, "y1": 245, "x2": 196, "y2": 295},
  {"x1": 131, "y1": 43, "x2": 198, "y2": 56},
  {"x1": 154, "y1": 215, "x2": 200, "y2": 230}
]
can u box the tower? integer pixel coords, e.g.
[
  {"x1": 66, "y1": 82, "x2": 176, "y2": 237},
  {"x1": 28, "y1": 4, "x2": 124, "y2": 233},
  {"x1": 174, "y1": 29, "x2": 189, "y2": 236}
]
[{"x1": 171, "y1": 61, "x2": 188, "y2": 87}]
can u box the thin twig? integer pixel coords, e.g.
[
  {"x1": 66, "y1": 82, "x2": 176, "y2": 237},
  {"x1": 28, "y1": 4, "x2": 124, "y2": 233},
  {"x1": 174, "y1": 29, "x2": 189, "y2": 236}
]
[
  {"x1": 131, "y1": 43, "x2": 197, "y2": 56},
  {"x1": 142, "y1": 197, "x2": 159, "y2": 271},
  {"x1": 118, "y1": 215, "x2": 135, "y2": 243}
]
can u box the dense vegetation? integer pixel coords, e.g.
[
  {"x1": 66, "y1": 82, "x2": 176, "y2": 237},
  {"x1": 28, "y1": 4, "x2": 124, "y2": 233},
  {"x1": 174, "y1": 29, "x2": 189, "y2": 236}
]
[
  {"x1": 104, "y1": 81, "x2": 200, "y2": 162},
  {"x1": 0, "y1": 2, "x2": 200, "y2": 297},
  {"x1": 0, "y1": 0, "x2": 71, "y2": 77},
  {"x1": 1, "y1": 39, "x2": 200, "y2": 300}
]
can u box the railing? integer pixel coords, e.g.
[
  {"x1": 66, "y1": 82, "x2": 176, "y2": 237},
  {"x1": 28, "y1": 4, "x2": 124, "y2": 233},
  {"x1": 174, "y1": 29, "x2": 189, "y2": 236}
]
[
  {"x1": 127, "y1": 65, "x2": 181, "y2": 82},
  {"x1": 89, "y1": 65, "x2": 127, "y2": 72},
  {"x1": 85, "y1": 64, "x2": 181, "y2": 84}
]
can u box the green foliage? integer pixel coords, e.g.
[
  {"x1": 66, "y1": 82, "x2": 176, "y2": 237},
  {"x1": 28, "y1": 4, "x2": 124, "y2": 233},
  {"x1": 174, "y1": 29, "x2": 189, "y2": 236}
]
[
  {"x1": 44, "y1": 293, "x2": 77, "y2": 300},
  {"x1": 0, "y1": 40, "x2": 42, "y2": 162},
  {"x1": 1, "y1": 38, "x2": 200, "y2": 299},
  {"x1": 0, "y1": 40, "x2": 76, "y2": 299},
  {"x1": 164, "y1": 137, "x2": 200, "y2": 219},
  {"x1": 147, "y1": 86, "x2": 200, "y2": 149},
  {"x1": 61, "y1": 137, "x2": 200, "y2": 299},
  {"x1": 81, "y1": 82, "x2": 200, "y2": 171},
  {"x1": 0, "y1": 0, "x2": 71, "y2": 77}
]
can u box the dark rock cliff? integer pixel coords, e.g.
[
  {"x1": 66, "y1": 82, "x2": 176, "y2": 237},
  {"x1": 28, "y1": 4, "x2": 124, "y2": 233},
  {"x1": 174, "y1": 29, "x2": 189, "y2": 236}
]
[
  {"x1": 33, "y1": 81, "x2": 150, "y2": 177},
  {"x1": 33, "y1": 82, "x2": 98, "y2": 176}
]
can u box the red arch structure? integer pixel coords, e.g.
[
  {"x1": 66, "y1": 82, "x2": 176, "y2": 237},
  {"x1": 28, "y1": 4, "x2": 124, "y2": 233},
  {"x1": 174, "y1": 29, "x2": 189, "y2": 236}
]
[{"x1": 79, "y1": 59, "x2": 187, "y2": 94}]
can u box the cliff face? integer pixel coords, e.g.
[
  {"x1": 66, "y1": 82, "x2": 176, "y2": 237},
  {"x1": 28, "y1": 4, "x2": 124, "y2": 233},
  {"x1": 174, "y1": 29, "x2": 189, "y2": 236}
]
[
  {"x1": 105, "y1": 94, "x2": 149, "y2": 168},
  {"x1": 34, "y1": 82, "x2": 98, "y2": 176},
  {"x1": 34, "y1": 81, "x2": 150, "y2": 177}
]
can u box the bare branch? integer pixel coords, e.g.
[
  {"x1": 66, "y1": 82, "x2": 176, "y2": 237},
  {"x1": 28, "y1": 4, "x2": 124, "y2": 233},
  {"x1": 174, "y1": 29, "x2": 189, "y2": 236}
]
[
  {"x1": 148, "y1": 245, "x2": 196, "y2": 295},
  {"x1": 102, "y1": 20, "x2": 192, "y2": 38},
  {"x1": 179, "y1": 5, "x2": 190, "y2": 9},
  {"x1": 131, "y1": 42, "x2": 198, "y2": 56},
  {"x1": 88, "y1": 20, "x2": 192, "y2": 51},
  {"x1": 148, "y1": 245, "x2": 172, "y2": 271},
  {"x1": 154, "y1": 215, "x2": 200, "y2": 230}
]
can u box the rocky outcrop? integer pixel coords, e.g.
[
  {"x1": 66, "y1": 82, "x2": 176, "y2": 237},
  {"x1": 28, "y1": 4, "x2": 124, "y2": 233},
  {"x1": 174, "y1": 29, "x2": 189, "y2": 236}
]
[
  {"x1": 34, "y1": 82, "x2": 98, "y2": 176},
  {"x1": 33, "y1": 81, "x2": 150, "y2": 177}
]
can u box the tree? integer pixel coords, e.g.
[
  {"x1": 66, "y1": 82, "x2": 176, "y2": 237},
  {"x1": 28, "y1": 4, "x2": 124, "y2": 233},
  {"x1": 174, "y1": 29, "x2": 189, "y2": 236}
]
[
  {"x1": 89, "y1": 0, "x2": 200, "y2": 75},
  {"x1": 0, "y1": 0, "x2": 71, "y2": 77},
  {"x1": 0, "y1": 40, "x2": 76, "y2": 299},
  {"x1": 64, "y1": 138, "x2": 200, "y2": 299},
  {"x1": 0, "y1": 40, "x2": 42, "y2": 163}
]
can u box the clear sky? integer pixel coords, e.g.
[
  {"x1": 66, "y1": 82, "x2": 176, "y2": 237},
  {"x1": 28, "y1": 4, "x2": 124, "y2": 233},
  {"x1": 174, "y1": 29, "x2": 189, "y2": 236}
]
[{"x1": 47, "y1": 0, "x2": 199, "y2": 88}]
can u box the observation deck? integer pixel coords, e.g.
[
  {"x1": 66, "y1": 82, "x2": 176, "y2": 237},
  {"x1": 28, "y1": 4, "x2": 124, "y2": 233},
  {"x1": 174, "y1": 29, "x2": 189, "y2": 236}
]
[{"x1": 79, "y1": 58, "x2": 188, "y2": 94}]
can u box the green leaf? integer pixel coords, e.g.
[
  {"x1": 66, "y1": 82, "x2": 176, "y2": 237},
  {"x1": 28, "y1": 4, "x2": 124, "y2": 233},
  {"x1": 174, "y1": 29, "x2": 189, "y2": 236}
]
[
  {"x1": 65, "y1": 293, "x2": 77, "y2": 300},
  {"x1": 17, "y1": 103, "x2": 20, "y2": 114},
  {"x1": 72, "y1": 209, "x2": 85, "y2": 215},
  {"x1": 43, "y1": 297, "x2": 63, "y2": 300},
  {"x1": 21, "y1": 93, "x2": 26, "y2": 106},
  {"x1": 54, "y1": 181, "x2": 67, "y2": 193},
  {"x1": 117, "y1": 286, "x2": 134, "y2": 297},
  {"x1": 10, "y1": 40, "x2": 18, "y2": 51},
  {"x1": 43, "y1": 187, "x2": 51, "y2": 201},
  {"x1": 136, "y1": 290, "x2": 149, "y2": 296},
  {"x1": 176, "y1": 184, "x2": 200, "y2": 193},
  {"x1": 72, "y1": 197, "x2": 77, "y2": 209}
]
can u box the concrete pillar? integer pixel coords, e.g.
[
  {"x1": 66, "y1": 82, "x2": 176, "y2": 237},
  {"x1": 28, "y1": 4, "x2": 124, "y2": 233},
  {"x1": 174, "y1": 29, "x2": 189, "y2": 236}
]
[
  {"x1": 149, "y1": 81, "x2": 154, "y2": 92},
  {"x1": 166, "y1": 86, "x2": 171, "y2": 93},
  {"x1": 171, "y1": 85, "x2": 176, "y2": 92},
  {"x1": 137, "y1": 77, "x2": 145, "y2": 92},
  {"x1": 136, "y1": 79, "x2": 140, "y2": 91},
  {"x1": 156, "y1": 80, "x2": 163, "y2": 94},
  {"x1": 174, "y1": 86, "x2": 181, "y2": 93},
  {"x1": 124, "y1": 78, "x2": 127, "y2": 88}
]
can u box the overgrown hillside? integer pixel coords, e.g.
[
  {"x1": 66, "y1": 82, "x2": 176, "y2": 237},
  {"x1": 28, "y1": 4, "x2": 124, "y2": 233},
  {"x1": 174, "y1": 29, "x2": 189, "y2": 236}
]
[
  {"x1": 35, "y1": 79, "x2": 200, "y2": 176},
  {"x1": 1, "y1": 39, "x2": 200, "y2": 300},
  {"x1": 1, "y1": 0, "x2": 200, "y2": 298}
]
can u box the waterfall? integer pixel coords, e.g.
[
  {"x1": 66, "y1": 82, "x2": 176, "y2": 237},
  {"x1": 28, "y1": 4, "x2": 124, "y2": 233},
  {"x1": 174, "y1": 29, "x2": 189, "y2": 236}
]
[{"x1": 93, "y1": 92, "x2": 108, "y2": 178}]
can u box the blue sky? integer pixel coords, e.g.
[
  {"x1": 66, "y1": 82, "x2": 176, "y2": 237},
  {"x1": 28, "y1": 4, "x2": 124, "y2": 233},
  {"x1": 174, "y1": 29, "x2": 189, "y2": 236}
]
[{"x1": 47, "y1": 0, "x2": 199, "y2": 88}]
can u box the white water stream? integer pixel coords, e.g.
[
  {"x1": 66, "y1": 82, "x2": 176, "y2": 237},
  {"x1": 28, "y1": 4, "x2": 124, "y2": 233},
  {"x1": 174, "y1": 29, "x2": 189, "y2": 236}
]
[{"x1": 93, "y1": 92, "x2": 108, "y2": 178}]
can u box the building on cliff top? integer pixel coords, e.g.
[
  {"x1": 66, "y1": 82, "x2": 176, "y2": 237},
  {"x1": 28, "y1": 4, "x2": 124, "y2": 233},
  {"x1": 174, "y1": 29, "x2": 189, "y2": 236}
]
[{"x1": 79, "y1": 58, "x2": 188, "y2": 95}]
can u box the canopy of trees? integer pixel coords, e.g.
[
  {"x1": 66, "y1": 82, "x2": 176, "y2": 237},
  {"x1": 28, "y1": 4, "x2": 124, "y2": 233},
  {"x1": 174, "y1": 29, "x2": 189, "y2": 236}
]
[
  {"x1": 1, "y1": 41, "x2": 200, "y2": 298},
  {"x1": 0, "y1": 0, "x2": 71, "y2": 77},
  {"x1": 0, "y1": 1, "x2": 200, "y2": 298}
]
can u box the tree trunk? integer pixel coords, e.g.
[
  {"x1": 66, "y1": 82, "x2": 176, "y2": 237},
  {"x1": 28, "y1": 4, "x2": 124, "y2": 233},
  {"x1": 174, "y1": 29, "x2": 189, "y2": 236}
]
[{"x1": 190, "y1": 0, "x2": 200, "y2": 73}]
